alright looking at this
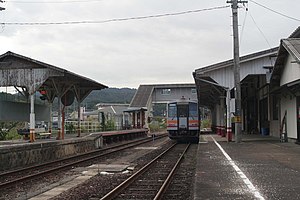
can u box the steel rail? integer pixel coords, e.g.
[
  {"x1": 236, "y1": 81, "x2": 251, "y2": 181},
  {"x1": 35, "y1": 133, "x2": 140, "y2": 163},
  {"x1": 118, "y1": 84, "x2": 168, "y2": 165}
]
[
  {"x1": 154, "y1": 143, "x2": 190, "y2": 200},
  {"x1": 0, "y1": 134, "x2": 167, "y2": 189},
  {"x1": 100, "y1": 143, "x2": 190, "y2": 200}
]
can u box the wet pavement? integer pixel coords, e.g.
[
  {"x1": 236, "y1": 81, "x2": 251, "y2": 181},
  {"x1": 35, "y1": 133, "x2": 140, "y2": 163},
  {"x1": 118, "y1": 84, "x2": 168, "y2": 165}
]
[{"x1": 194, "y1": 134, "x2": 300, "y2": 200}]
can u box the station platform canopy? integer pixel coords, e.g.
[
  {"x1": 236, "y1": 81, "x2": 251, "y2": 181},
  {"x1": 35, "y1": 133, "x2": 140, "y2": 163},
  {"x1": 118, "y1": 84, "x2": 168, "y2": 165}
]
[
  {"x1": 192, "y1": 74, "x2": 227, "y2": 108},
  {"x1": 0, "y1": 51, "x2": 108, "y2": 103}
]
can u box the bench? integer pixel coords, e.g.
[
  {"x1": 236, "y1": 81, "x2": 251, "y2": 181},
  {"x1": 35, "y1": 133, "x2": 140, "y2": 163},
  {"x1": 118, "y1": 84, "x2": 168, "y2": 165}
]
[
  {"x1": 17, "y1": 128, "x2": 51, "y2": 139},
  {"x1": 35, "y1": 128, "x2": 51, "y2": 139},
  {"x1": 37, "y1": 132, "x2": 51, "y2": 139}
]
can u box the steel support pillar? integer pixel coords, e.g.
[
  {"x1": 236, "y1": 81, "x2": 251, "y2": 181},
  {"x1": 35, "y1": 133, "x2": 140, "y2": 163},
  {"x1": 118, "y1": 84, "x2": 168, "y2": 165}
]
[
  {"x1": 77, "y1": 101, "x2": 81, "y2": 137},
  {"x1": 57, "y1": 95, "x2": 62, "y2": 140},
  {"x1": 49, "y1": 102, "x2": 52, "y2": 138},
  {"x1": 29, "y1": 94, "x2": 35, "y2": 142},
  {"x1": 226, "y1": 89, "x2": 232, "y2": 141}
]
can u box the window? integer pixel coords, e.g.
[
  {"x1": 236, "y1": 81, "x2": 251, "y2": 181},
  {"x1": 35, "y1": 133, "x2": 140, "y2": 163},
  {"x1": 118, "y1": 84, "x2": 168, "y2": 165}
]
[
  {"x1": 168, "y1": 103, "x2": 177, "y2": 118},
  {"x1": 178, "y1": 104, "x2": 188, "y2": 117},
  {"x1": 161, "y1": 88, "x2": 171, "y2": 95},
  {"x1": 189, "y1": 103, "x2": 198, "y2": 118},
  {"x1": 191, "y1": 88, "x2": 197, "y2": 94}
]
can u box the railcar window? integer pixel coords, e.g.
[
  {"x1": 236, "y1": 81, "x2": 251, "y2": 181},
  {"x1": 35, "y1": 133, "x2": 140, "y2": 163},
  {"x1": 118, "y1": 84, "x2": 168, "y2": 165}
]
[
  {"x1": 189, "y1": 103, "x2": 198, "y2": 118},
  {"x1": 168, "y1": 104, "x2": 177, "y2": 117},
  {"x1": 178, "y1": 105, "x2": 188, "y2": 117}
]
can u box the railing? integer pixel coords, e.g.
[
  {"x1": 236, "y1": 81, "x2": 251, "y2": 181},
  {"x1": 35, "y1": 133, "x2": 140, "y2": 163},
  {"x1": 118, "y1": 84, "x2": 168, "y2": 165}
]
[
  {"x1": 64, "y1": 121, "x2": 101, "y2": 133},
  {"x1": 63, "y1": 121, "x2": 129, "y2": 133}
]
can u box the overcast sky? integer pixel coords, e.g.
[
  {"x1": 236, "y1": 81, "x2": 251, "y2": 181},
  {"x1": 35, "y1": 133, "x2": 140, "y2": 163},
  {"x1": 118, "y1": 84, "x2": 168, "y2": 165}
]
[{"x1": 0, "y1": 0, "x2": 299, "y2": 89}]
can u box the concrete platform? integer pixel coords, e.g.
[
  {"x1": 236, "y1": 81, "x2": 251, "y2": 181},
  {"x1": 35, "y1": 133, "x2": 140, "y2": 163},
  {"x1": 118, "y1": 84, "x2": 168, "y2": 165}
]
[
  {"x1": 194, "y1": 134, "x2": 300, "y2": 200},
  {"x1": 0, "y1": 129, "x2": 148, "y2": 171}
]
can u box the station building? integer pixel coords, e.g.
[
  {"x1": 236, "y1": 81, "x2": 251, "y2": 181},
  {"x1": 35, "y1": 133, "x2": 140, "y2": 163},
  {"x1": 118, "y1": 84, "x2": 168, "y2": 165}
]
[
  {"x1": 193, "y1": 26, "x2": 300, "y2": 143},
  {"x1": 128, "y1": 83, "x2": 197, "y2": 129},
  {"x1": 270, "y1": 36, "x2": 300, "y2": 143}
]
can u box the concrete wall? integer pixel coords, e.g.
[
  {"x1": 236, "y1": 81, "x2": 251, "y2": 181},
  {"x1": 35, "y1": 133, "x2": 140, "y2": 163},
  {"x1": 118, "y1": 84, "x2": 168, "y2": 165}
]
[{"x1": 0, "y1": 136, "x2": 102, "y2": 171}]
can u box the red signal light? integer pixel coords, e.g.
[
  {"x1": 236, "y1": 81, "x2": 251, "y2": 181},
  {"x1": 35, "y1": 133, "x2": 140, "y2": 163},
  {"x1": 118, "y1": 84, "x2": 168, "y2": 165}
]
[{"x1": 40, "y1": 90, "x2": 47, "y2": 95}]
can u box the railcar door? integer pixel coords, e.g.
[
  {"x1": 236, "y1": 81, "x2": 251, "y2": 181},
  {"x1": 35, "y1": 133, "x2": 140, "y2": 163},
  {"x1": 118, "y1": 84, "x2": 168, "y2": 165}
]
[
  {"x1": 189, "y1": 102, "x2": 199, "y2": 130},
  {"x1": 177, "y1": 104, "x2": 189, "y2": 131}
]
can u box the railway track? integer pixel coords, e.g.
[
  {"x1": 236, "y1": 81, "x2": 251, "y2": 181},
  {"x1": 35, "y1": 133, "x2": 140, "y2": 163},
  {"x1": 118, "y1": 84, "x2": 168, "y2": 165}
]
[
  {"x1": 0, "y1": 134, "x2": 167, "y2": 189},
  {"x1": 100, "y1": 143, "x2": 190, "y2": 200}
]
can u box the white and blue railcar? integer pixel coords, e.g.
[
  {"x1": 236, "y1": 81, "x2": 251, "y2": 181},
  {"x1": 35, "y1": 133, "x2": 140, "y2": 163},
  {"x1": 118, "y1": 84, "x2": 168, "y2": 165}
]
[{"x1": 167, "y1": 97, "x2": 200, "y2": 143}]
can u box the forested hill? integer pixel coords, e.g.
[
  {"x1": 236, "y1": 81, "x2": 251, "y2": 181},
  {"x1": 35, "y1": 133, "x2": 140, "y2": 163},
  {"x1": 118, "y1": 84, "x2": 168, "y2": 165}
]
[
  {"x1": 0, "y1": 87, "x2": 137, "y2": 110},
  {"x1": 82, "y1": 87, "x2": 137, "y2": 108}
]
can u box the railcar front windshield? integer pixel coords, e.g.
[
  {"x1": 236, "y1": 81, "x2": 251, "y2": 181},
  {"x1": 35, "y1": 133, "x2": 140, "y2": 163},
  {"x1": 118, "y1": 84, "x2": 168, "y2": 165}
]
[
  {"x1": 168, "y1": 103, "x2": 177, "y2": 118},
  {"x1": 178, "y1": 104, "x2": 189, "y2": 117},
  {"x1": 189, "y1": 103, "x2": 198, "y2": 118}
]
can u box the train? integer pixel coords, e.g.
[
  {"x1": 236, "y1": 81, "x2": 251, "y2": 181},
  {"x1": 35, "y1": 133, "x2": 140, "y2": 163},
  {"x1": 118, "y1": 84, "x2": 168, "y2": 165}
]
[{"x1": 166, "y1": 97, "x2": 200, "y2": 143}]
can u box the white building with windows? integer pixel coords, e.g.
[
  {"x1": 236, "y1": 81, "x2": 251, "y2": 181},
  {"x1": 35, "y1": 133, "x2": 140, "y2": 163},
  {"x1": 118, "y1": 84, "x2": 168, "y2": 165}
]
[
  {"x1": 128, "y1": 83, "x2": 197, "y2": 128},
  {"x1": 270, "y1": 37, "x2": 300, "y2": 142}
]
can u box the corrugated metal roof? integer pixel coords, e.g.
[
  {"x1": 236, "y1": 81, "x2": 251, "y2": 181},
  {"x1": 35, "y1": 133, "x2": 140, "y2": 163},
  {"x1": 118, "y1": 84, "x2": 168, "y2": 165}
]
[
  {"x1": 129, "y1": 83, "x2": 195, "y2": 108},
  {"x1": 0, "y1": 51, "x2": 107, "y2": 90},
  {"x1": 195, "y1": 47, "x2": 278, "y2": 74},
  {"x1": 282, "y1": 39, "x2": 300, "y2": 62},
  {"x1": 193, "y1": 75, "x2": 226, "y2": 108},
  {"x1": 271, "y1": 38, "x2": 300, "y2": 86},
  {"x1": 151, "y1": 83, "x2": 195, "y2": 88},
  {"x1": 195, "y1": 27, "x2": 300, "y2": 75},
  {"x1": 0, "y1": 50, "x2": 108, "y2": 106},
  {"x1": 289, "y1": 26, "x2": 300, "y2": 38},
  {"x1": 129, "y1": 85, "x2": 154, "y2": 107},
  {"x1": 99, "y1": 105, "x2": 129, "y2": 115}
]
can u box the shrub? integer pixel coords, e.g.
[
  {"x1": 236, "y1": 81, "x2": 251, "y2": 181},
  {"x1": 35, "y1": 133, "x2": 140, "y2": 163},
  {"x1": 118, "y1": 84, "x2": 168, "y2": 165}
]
[
  {"x1": 5, "y1": 128, "x2": 21, "y2": 140},
  {"x1": 104, "y1": 119, "x2": 116, "y2": 131},
  {"x1": 65, "y1": 123, "x2": 76, "y2": 134},
  {"x1": 0, "y1": 121, "x2": 21, "y2": 140},
  {"x1": 201, "y1": 119, "x2": 211, "y2": 129},
  {"x1": 149, "y1": 117, "x2": 166, "y2": 133}
]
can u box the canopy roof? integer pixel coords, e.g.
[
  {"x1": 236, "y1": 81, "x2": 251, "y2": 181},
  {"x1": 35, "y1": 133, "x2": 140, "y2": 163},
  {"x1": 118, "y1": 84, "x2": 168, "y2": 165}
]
[
  {"x1": 0, "y1": 51, "x2": 108, "y2": 102},
  {"x1": 193, "y1": 74, "x2": 227, "y2": 108}
]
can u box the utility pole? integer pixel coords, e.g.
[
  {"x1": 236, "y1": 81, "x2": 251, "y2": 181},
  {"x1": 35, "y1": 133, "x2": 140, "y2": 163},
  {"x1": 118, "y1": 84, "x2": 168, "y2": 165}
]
[{"x1": 227, "y1": 0, "x2": 247, "y2": 143}]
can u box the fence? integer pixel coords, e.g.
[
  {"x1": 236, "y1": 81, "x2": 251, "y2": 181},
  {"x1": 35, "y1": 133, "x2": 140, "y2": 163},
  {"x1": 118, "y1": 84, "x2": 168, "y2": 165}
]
[
  {"x1": 64, "y1": 121, "x2": 101, "y2": 134},
  {"x1": 63, "y1": 121, "x2": 126, "y2": 133}
]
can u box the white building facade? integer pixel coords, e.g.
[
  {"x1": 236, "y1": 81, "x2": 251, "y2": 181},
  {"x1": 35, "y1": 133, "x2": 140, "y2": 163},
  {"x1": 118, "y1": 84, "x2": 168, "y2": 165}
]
[{"x1": 270, "y1": 38, "x2": 300, "y2": 142}]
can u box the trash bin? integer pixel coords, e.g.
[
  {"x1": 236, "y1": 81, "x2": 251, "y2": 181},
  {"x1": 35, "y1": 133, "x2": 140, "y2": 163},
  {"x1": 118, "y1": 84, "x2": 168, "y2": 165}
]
[{"x1": 261, "y1": 128, "x2": 269, "y2": 136}]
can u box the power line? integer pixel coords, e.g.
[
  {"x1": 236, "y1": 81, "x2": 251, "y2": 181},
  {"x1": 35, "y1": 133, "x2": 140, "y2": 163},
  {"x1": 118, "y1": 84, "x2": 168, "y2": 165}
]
[
  {"x1": 249, "y1": 0, "x2": 300, "y2": 22},
  {"x1": 1, "y1": 5, "x2": 230, "y2": 26},
  {"x1": 3, "y1": 0, "x2": 104, "y2": 3},
  {"x1": 249, "y1": 11, "x2": 272, "y2": 49},
  {"x1": 241, "y1": 4, "x2": 274, "y2": 66},
  {"x1": 240, "y1": 5, "x2": 248, "y2": 46}
]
